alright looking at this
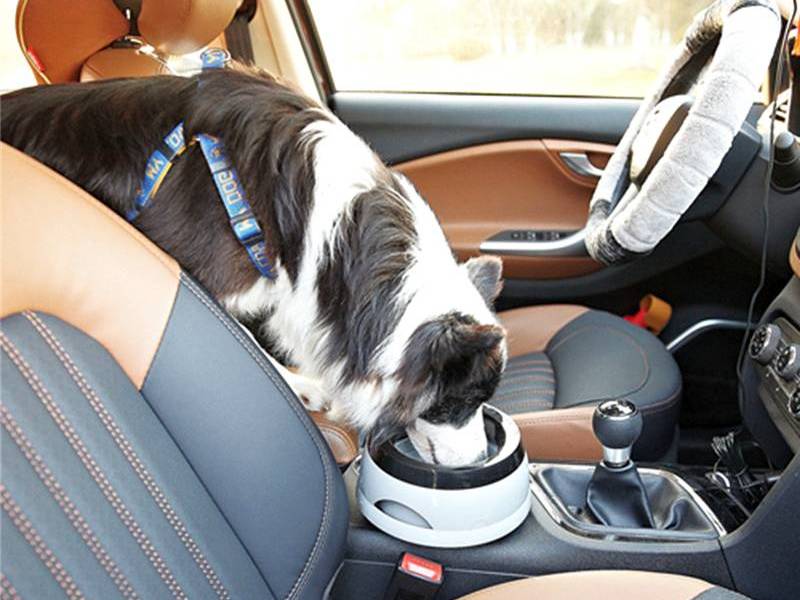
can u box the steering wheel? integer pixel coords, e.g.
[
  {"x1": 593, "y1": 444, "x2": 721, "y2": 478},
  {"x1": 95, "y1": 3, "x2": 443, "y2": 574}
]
[{"x1": 585, "y1": 0, "x2": 781, "y2": 265}]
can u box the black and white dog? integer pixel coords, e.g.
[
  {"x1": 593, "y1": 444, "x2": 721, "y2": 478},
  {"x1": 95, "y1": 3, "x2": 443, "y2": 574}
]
[{"x1": 1, "y1": 66, "x2": 506, "y2": 466}]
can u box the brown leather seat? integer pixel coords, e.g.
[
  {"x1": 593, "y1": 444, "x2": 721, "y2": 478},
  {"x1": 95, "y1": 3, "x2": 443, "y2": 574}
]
[
  {"x1": 459, "y1": 570, "x2": 749, "y2": 599},
  {"x1": 495, "y1": 304, "x2": 682, "y2": 462},
  {"x1": 16, "y1": 0, "x2": 239, "y2": 84}
]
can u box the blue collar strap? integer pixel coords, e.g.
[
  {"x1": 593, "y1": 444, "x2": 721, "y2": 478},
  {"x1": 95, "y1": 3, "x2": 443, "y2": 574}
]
[
  {"x1": 127, "y1": 122, "x2": 187, "y2": 221},
  {"x1": 196, "y1": 133, "x2": 275, "y2": 279},
  {"x1": 128, "y1": 48, "x2": 276, "y2": 280},
  {"x1": 200, "y1": 47, "x2": 230, "y2": 69}
]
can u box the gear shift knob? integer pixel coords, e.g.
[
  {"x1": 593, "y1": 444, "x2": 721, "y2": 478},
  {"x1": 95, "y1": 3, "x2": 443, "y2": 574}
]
[{"x1": 592, "y1": 399, "x2": 642, "y2": 467}]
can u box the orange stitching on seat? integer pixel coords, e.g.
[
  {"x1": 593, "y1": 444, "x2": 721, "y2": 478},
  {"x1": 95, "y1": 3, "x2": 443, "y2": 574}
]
[
  {"x1": 502, "y1": 366, "x2": 554, "y2": 374},
  {"x1": 25, "y1": 312, "x2": 228, "y2": 600},
  {"x1": 498, "y1": 375, "x2": 556, "y2": 385},
  {"x1": 0, "y1": 333, "x2": 187, "y2": 600},
  {"x1": 506, "y1": 358, "x2": 551, "y2": 367},
  {"x1": 0, "y1": 404, "x2": 138, "y2": 599},
  {"x1": 0, "y1": 486, "x2": 83, "y2": 599},
  {"x1": 494, "y1": 388, "x2": 556, "y2": 398},
  {"x1": 0, "y1": 572, "x2": 21, "y2": 600}
]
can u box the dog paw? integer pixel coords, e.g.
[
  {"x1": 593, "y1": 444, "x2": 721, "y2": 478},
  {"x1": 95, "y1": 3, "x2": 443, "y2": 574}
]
[{"x1": 290, "y1": 375, "x2": 331, "y2": 412}]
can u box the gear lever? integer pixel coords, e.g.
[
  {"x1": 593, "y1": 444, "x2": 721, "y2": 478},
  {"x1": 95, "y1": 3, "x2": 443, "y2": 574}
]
[
  {"x1": 593, "y1": 398, "x2": 641, "y2": 466},
  {"x1": 585, "y1": 399, "x2": 656, "y2": 528}
]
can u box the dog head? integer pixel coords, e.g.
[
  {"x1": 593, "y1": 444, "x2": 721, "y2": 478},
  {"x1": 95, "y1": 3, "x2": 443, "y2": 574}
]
[{"x1": 391, "y1": 256, "x2": 507, "y2": 466}]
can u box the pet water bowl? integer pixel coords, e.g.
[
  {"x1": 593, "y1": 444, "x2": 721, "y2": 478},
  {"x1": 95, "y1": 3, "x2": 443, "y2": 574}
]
[{"x1": 357, "y1": 405, "x2": 531, "y2": 548}]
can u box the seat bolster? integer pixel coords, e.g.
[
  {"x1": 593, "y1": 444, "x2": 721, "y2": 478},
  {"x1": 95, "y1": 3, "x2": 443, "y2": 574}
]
[
  {"x1": 512, "y1": 406, "x2": 602, "y2": 462},
  {"x1": 0, "y1": 143, "x2": 180, "y2": 389},
  {"x1": 142, "y1": 275, "x2": 349, "y2": 600},
  {"x1": 458, "y1": 570, "x2": 723, "y2": 600},
  {"x1": 498, "y1": 305, "x2": 587, "y2": 358}
]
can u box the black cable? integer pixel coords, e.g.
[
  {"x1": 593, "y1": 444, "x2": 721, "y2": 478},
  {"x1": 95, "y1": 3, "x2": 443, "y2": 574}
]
[
  {"x1": 709, "y1": 479, "x2": 753, "y2": 517},
  {"x1": 735, "y1": 1, "x2": 798, "y2": 402}
]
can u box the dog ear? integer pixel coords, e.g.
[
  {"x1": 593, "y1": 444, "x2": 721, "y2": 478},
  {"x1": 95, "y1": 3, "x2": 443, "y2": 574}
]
[
  {"x1": 392, "y1": 314, "x2": 506, "y2": 427},
  {"x1": 400, "y1": 314, "x2": 505, "y2": 384},
  {"x1": 427, "y1": 315, "x2": 505, "y2": 373},
  {"x1": 463, "y1": 256, "x2": 503, "y2": 305}
]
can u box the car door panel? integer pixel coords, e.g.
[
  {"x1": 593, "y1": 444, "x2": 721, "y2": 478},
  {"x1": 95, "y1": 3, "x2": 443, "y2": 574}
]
[{"x1": 395, "y1": 139, "x2": 613, "y2": 279}]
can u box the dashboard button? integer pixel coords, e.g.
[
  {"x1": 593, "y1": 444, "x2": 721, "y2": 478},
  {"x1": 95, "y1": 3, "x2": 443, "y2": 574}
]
[
  {"x1": 749, "y1": 324, "x2": 782, "y2": 365},
  {"x1": 790, "y1": 389, "x2": 800, "y2": 419},
  {"x1": 776, "y1": 344, "x2": 800, "y2": 380}
]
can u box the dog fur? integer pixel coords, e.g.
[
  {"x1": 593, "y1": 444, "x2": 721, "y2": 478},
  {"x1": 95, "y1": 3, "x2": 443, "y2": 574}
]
[{"x1": 1, "y1": 66, "x2": 507, "y2": 465}]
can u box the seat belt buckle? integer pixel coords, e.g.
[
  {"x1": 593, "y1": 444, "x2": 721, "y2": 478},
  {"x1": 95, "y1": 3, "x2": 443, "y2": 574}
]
[{"x1": 382, "y1": 552, "x2": 444, "y2": 600}]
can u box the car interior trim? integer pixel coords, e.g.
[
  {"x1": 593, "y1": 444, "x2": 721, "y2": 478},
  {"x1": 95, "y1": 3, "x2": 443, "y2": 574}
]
[{"x1": 396, "y1": 140, "x2": 610, "y2": 278}]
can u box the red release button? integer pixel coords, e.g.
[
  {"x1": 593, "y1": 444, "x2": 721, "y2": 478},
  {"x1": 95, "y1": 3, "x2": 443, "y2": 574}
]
[{"x1": 400, "y1": 553, "x2": 443, "y2": 583}]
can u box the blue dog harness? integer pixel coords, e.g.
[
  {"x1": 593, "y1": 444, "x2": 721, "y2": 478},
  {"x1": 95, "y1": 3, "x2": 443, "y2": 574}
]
[{"x1": 128, "y1": 49, "x2": 275, "y2": 280}]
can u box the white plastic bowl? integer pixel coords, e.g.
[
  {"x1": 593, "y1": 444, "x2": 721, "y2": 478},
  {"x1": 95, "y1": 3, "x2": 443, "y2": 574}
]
[{"x1": 357, "y1": 405, "x2": 531, "y2": 548}]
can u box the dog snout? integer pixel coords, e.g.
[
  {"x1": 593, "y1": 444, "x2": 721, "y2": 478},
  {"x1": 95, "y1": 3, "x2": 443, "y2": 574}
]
[{"x1": 406, "y1": 410, "x2": 488, "y2": 467}]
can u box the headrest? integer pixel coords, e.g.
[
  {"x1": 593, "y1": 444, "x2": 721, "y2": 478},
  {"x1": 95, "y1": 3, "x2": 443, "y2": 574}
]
[
  {"x1": 16, "y1": 0, "x2": 129, "y2": 84},
  {"x1": 138, "y1": 0, "x2": 240, "y2": 55},
  {"x1": 16, "y1": 0, "x2": 240, "y2": 84}
]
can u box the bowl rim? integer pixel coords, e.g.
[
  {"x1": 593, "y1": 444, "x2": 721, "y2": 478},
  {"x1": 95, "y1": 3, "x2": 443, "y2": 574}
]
[{"x1": 365, "y1": 405, "x2": 525, "y2": 490}]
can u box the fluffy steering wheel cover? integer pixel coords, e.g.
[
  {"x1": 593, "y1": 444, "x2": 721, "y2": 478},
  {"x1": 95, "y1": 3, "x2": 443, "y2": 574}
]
[{"x1": 585, "y1": 0, "x2": 781, "y2": 265}]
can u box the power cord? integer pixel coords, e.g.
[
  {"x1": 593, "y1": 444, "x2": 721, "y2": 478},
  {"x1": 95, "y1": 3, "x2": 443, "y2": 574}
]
[
  {"x1": 735, "y1": 0, "x2": 798, "y2": 411},
  {"x1": 712, "y1": 4, "x2": 798, "y2": 515},
  {"x1": 711, "y1": 432, "x2": 761, "y2": 503}
]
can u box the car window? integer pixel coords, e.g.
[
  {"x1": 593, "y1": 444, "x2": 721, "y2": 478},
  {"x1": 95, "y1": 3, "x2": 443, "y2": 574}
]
[
  {"x1": 306, "y1": 0, "x2": 709, "y2": 98},
  {"x1": 1, "y1": 3, "x2": 36, "y2": 93}
]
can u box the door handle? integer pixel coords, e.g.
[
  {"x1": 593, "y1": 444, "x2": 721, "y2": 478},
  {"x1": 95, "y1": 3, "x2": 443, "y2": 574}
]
[
  {"x1": 480, "y1": 229, "x2": 588, "y2": 257},
  {"x1": 559, "y1": 152, "x2": 605, "y2": 178}
]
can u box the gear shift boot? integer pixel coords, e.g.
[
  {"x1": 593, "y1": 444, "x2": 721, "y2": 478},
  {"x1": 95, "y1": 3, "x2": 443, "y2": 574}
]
[
  {"x1": 529, "y1": 399, "x2": 724, "y2": 541},
  {"x1": 586, "y1": 462, "x2": 655, "y2": 528},
  {"x1": 530, "y1": 463, "x2": 724, "y2": 540}
]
